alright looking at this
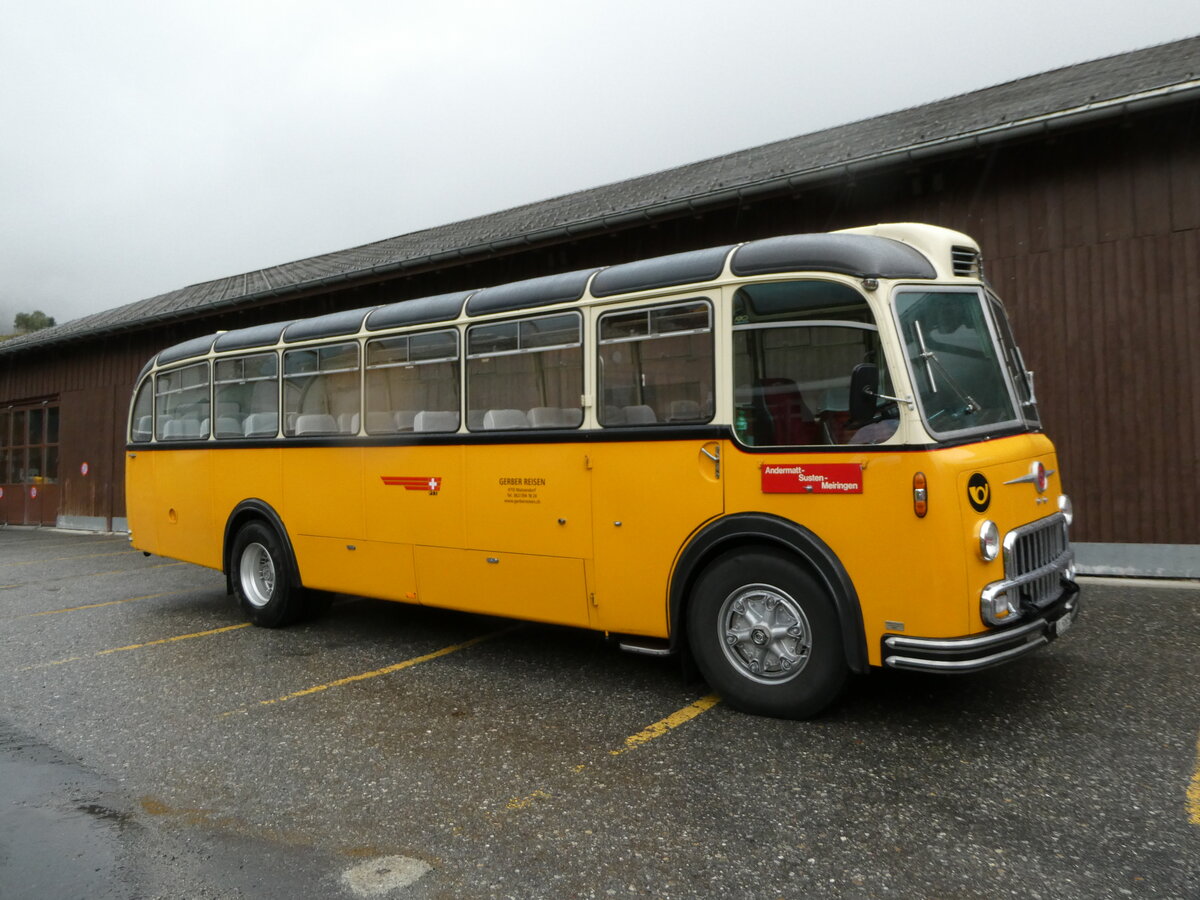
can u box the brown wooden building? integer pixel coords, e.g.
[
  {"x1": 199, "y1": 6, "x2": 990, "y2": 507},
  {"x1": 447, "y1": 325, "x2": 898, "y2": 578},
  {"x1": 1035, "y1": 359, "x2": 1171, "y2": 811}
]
[{"x1": 2, "y1": 36, "x2": 1198, "y2": 575}]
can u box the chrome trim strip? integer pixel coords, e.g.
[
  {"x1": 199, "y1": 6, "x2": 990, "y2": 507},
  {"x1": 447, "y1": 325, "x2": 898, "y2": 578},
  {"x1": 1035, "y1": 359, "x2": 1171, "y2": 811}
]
[
  {"x1": 885, "y1": 637, "x2": 1049, "y2": 672},
  {"x1": 883, "y1": 591, "x2": 1078, "y2": 673},
  {"x1": 1004, "y1": 467, "x2": 1055, "y2": 486},
  {"x1": 884, "y1": 616, "x2": 1047, "y2": 652},
  {"x1": 617, "y1": 640, "x2": 674, "y2": 657}
]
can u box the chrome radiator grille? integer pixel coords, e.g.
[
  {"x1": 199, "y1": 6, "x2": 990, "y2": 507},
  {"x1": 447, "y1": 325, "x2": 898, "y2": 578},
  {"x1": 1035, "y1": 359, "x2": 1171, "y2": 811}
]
[{"x1": 1004, "y1": 513, "x2": 1070, "y2": 609}]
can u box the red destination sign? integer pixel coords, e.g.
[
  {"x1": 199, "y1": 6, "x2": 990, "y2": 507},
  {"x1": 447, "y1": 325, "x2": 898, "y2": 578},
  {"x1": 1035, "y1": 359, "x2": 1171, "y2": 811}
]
[{"x1": 761, "y1": 463, "x2": 863, "y2": 494}]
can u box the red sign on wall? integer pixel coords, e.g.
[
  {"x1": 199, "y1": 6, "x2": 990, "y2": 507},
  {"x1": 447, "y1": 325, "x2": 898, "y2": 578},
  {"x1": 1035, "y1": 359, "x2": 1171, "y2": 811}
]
[{"x1": 761, "y1": 463, "x2": 863, "y2": 494}]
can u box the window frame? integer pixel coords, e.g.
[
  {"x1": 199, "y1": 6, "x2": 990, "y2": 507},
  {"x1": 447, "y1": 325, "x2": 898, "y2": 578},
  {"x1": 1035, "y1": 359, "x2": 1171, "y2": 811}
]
[
  {"x1": 890, "y1": 284, "x2": 1025, "y2": 442},
  {"x1": 364, "y1": 327, "x2": 461, "y2": 435},
  {"x1": 213, "y1": 351, "x2": 280, "y2": 440},
  {"x1": 731, "y1": 318, "x2": 889, "y2": 448},
  {"x1": 1, "y1": 401, "x2": 61, "y2": 483},
  {"x1": 596, "y1": 298, "x2": 716, "y2": 428},
  {"x1": 154, "y1": 361, "x2": 211, "y2": 442},
  {"x1": 281, "y1": 341, "x2": 362, "y2": 437},
  {"x1": 465, "y1": 311, "x2": 584, "y2": 432}
]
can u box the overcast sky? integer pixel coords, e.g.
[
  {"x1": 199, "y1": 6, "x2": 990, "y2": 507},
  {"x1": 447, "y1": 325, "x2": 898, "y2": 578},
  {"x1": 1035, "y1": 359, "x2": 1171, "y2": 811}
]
[{"x1": 2, "y1": 1, "x2": 1197, "y2": 329}]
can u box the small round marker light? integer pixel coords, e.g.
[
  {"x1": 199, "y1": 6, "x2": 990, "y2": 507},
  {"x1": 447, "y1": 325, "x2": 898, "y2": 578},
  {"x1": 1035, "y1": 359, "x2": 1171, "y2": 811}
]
[
  {"x1": 978, "y1": 520, "x2": 1000, "y2": 562},
  {"x1": 1057, "y1": 494, "x2": 1073, "y2": 526}
]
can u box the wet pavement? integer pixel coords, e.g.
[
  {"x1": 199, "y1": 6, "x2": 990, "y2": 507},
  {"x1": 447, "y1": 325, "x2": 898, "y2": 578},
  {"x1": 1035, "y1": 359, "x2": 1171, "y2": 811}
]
[
  {"x1": 1, "y1": 528, "x2": 1198, "y2": 898},
  {"x1": 0, "y1": 722, "x2": 126, "y2": 897}
]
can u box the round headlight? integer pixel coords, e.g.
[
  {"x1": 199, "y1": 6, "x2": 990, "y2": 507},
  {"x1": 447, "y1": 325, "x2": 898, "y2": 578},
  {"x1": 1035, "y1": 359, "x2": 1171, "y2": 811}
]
[
  {"x1": 978, "y1": 520, "x2": 1000, "y2": 562},
  {"x1": 1058, "y1": 494, "x2": 1074, "y2": 526}
]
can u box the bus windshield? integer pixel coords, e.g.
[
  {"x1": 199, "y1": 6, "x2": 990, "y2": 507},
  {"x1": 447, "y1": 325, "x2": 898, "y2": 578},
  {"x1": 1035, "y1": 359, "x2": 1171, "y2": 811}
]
[{"x1": 894, "y1": 289, "x2": 1021, "y2": 437}]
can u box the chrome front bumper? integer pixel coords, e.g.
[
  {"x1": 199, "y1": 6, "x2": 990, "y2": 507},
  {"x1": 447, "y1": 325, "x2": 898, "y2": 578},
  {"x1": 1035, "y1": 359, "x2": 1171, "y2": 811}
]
[{"x1": 881, "y1": 581, "x2": 1081, "y2": 673}]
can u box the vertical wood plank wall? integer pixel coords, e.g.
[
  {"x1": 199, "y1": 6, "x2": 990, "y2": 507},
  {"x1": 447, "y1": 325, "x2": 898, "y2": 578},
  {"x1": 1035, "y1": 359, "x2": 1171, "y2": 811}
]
[{"x1": 1, "y1": 107, "x2": 1196, "y2": 544}]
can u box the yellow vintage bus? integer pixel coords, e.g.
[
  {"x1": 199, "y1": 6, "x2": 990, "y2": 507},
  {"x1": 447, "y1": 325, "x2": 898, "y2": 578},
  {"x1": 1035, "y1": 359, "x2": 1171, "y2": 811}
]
[{"x1": 126, "y1": 223, "x2": 1078, "y2": 718}]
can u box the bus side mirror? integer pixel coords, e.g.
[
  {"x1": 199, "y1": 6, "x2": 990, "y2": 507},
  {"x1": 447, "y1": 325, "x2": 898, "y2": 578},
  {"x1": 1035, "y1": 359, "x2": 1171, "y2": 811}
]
[{"x1": 848, "y1": 363, "x2": 879, "y2": 425}]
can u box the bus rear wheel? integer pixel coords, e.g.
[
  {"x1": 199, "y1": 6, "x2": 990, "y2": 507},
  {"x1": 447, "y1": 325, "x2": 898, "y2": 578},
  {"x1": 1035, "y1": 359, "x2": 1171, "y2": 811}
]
[
  {"x1": 231, "y1": 521, "x2": 304, "y2": 627},
  {"x1": 687, "y1": 550, "x2": 848, "y2": 719}
]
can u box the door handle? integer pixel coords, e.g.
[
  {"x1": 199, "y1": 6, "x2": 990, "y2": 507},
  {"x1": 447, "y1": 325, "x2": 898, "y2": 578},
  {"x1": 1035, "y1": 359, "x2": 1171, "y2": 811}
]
[{"x1": 700, "y1": 444, "x2": 720, "y2": 479}]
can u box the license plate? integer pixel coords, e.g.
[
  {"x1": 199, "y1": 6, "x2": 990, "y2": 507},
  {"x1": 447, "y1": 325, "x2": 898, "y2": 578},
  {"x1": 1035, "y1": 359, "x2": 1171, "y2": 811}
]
[{"x1": 1055, "y1": 609, "x2": 1075, "y2": 637}]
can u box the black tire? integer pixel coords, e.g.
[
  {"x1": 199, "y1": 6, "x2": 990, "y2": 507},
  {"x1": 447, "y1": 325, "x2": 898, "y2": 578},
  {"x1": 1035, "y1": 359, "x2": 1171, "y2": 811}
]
[
  {"x1": 686, "y1": 549, "x2": 848, "y2": 719},
  {"x1": 230, "y1": 521, "x2": 305, "y2": 627}
]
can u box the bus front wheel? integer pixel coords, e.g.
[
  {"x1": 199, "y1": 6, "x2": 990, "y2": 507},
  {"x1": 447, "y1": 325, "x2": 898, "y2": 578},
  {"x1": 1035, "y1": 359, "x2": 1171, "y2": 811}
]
[
  {"x1": 687, "y1": 550, "x2": 848, "y2": 719},
  {"x1": 231, "y1": 521, "x2": 304, "y2": 627}
]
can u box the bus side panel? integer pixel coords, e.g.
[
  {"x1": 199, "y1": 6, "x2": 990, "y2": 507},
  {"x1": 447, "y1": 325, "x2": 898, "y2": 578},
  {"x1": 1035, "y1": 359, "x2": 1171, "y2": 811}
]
[
  {"x1": 148, "y1": 449, "x2": 220, "y2": 569},
  {"x1": 125, "y1": 449, "x2": 159, "y2": 554},
  {"x1": 283, "y1": 447, "x2": 365, "y2": 540},
  {"x1": 211, "y1": 445, "x2": 284, "y2": 547},
  {"x1": 589, "y1": 438, "x2": 725, "y2": 639},
  {"x1": 364, "y1": 444, "x2": 466, "y2": 548},
  {"x1": 463, "y1": 443, "x2": 592, "y2": 559},
  {"x1": 414, "y1": 546, "x2": 589, "y2": 627},
  {"x1": 293, "y1": 536, "x2": 417, "y2": 601},
  {"x1": 724, "y1": 446, "x2": 969, "y2": 666}
]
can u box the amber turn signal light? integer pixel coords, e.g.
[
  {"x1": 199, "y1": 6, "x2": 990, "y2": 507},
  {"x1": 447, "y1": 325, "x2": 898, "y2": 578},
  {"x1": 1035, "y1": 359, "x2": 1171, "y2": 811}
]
[{"x1": 913, "y1": 472, "x2": 928, "y2": 518}]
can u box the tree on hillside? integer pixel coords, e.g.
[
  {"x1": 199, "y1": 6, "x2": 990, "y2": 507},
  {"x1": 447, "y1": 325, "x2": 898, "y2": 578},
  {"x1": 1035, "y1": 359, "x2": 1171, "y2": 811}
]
[{"x1": 13, "y1": 310, "x2": 56, "y2": 333}]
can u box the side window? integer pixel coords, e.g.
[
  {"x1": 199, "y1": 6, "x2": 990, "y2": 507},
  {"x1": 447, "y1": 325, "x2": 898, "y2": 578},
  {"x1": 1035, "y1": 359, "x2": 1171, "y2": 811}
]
[
  {"x1": 731, "y1": 281, "x2": 894, "y2": 446},
  {"x1": 155, "y1": 362, "x2": 210, "y2": 441},
  {"x1": 466, "y1": 313, "x2": 582, "y2": 431},
  {"x1": 365, "y1": 330, "x2": 459, "y2": 434},
  {"x1": 130, "y1": 378, "x2": 153, "y2": 442},
  {"x1": 597, "y1": 300, "x2": 713, "y2": 426},
  {"x1": 282, "y1": 342, "x2": 360, "y2": 436},
  {"x1": 214, "y1": 353, "x2": 278, "y2": 438}
]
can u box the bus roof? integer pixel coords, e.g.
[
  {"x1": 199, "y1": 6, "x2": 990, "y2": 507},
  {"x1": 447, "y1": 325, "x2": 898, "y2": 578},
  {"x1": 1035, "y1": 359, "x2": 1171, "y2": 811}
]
[{"x1": 147, "y1": 228, "x2": 949, "y2": 370}]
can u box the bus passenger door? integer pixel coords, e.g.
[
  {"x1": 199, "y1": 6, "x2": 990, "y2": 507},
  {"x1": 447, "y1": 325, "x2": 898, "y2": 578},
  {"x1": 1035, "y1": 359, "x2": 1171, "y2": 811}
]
[{"x1": 589, "y1": 437, "x2": 725, "y2": 638}]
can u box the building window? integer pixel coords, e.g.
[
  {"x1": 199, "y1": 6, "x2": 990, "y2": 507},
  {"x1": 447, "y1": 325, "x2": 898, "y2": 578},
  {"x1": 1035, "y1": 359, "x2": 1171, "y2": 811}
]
[{"x1": 0, "y1": 402, "x2": 60, "y2": 484}]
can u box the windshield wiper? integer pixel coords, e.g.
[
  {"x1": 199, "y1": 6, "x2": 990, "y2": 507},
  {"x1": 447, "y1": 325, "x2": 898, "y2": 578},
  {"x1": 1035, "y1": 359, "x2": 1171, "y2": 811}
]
[{"x1": 913, "y1": 320, "x2": 980, "y2": 414}]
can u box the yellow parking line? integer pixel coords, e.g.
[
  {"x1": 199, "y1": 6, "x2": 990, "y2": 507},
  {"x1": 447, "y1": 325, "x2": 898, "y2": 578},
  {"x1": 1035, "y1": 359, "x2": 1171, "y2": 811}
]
[
  {"x1": 0, "y1": 550, "x2": 136, "y2": 567},
  {"x1": 8, "y1": 589, "x2": 192, "y2": 619},
  {"x1": 21, "y1": 623, "x2": 251, "y2": 670},
  {"x1": 220, "y1": 626, "x2": 516, "y2": 717},
  {"x1": 608, "y1": 694, "x2": 721, "y2": 756},
  {"x1": 96, "y1": 623, "x2": 250, "y2": 655},
  {"x1": 506, "y1": 693, "x2": 721, "y2": 810},
  {"x1": 0, "y1": 561, "x2": 186, "y2": 591},
  {"x1": 0, "y1": 535, "x2": 127, "y2": 548},
  {"x1": 1188, "y1": 731, "x2": 1200, "y2": 825}
]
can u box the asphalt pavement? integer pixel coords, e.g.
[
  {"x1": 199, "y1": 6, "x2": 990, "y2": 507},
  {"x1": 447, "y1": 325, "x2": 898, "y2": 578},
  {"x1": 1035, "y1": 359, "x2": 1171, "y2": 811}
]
[{"x1": 1, "y1": 528, "x2": 1197, "y2": 899}]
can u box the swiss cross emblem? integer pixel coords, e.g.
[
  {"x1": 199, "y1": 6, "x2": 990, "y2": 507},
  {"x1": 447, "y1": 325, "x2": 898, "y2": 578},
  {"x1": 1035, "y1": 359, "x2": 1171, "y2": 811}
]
[{"x1": 381, "y1": 476, "x2": 442, "y2": 495}]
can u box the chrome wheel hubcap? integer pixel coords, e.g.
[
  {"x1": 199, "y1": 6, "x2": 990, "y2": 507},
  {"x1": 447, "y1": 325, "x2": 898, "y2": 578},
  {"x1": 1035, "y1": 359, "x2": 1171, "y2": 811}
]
[
  {"x1": 718, "y1": 583, "x2": 811, "y2": 684},
  {"x1": 239, "y1": 542, "x2": 275, "y2": 609}
]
